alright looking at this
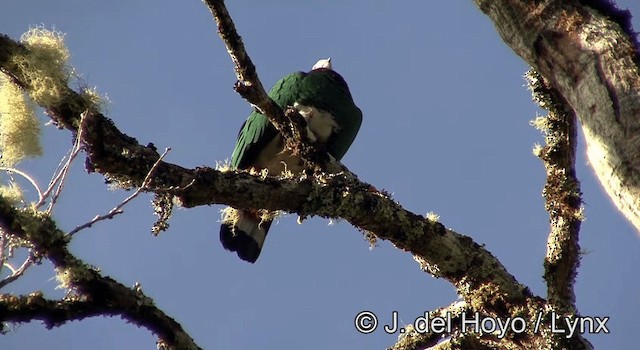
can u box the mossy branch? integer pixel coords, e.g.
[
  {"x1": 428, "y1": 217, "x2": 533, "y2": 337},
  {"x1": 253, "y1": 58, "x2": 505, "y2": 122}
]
[
  {"x1": 0, "y1": 292, "x2": 117, "y2": 329},
  {"x1": 0, "y1": 2, "x2": 605, "y2": 346},
  {"x1": 0, "y1": 195, "x2": 202, "y2": 350},
  {"x1": 2, "y1": 30, "x2": 534, "y2": 338},
  {"x1": 527, "y1": 70, "x2": 583, "y2": 309},
  {"x1": 474, "y1": 0, "x2": 640, "y2": 235}
]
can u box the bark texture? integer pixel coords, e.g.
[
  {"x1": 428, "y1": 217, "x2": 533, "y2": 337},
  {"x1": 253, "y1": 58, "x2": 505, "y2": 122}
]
[
  {"x1": 475, "y1": 0, "x2": 640, "y2": 233},
  {"x1": 3, "y1": 0, "x2": 636, "y2": 348}
]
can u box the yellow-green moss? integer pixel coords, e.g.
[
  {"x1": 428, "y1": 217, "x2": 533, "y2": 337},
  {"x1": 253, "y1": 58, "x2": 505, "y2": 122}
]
[
  {"x1": 530, "y1": 116, "x2": 551, "y2": 132},
  {"x1": 215, "y1": 159, "x2": 232, "y2": 172},
  {"x1": 79, "y1": 85, "x2": 109, "y2": 114},
  {"x1": 54, "y1": 265, "x2": 92, "y2": 290},
  {"x1": 532, "y1": 143, "x2": 543, "y2": 157},
  {"x1": 0, "y1": 76, "x2": 42, "y2": 166},
  {"x1": 220, "y1": 206, "x2": 240, "y2": 227},
  {"x1": 220, "y1": 207, "x2": 281, "y2": 231},
  {"x1": 0, "y1": 182, "x2": 24, "y2": 205},
  {"x1": 425, "y1": 211, "x2": 440, "y2": 222},
  {"x1": 12, "y1": 27, "x2": 71, "y2": 107}
]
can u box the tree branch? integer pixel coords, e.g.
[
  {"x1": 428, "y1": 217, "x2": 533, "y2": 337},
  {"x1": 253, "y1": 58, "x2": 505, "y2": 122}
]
[
  {"x1": 0, "y1": 31, "x2": 528, "y2": 316},
  {"x1": 0, "y1": 196, "x2": 202, "y2": 350},
  {"x1": 528, "y1": 70, "x2": 583, "y2": 312},
  {"x1": 388, "y1": 301, "x2": 467, "y2": 350},
  {"x1": 0, "y1": 167, "x2": 43, "y2": 203},
  {"x1": 0, "y1": 5, "x2": 598, "y2": 344},
  {"x1": 0, "y1": 254, "x2": 34, "y2": 289},
  {"x1": 67, "y1": 147, "x2": 171, "y2": 236},
  {"x1": 474, "y1": 0, "x2": 640, "y2": 234},
  {"x1": 0, "y1": 292, "x2": 111, "y2": 329},
  {"x1": 528, "y1": 69, "x2": 586, "y2": 349},
  {"x1": 1, "y1": 26, "x2": 528, "y2": 318},
  {"x1": 202, "y1": 0, "x2": 336, "y2": 171}
]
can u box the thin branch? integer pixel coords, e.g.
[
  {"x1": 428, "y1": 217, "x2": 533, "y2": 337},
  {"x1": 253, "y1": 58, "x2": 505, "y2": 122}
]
[
  {"x1": 0, "y1": 254, "x2": 34, "y2": 289},
  {"x1": 0, "y1": 195, "x2": 202, "y2": 350},
  {"x1": 39, "y1": 111, "x2": 89, "y2": 212},
  {"x1": 45, "y1": 151, "x2": 70, "y2": 197},
  {"x1": 67, "y1": 148, "x2": 171, "y2": 236},
  {"x1": 46, "y1": 130, "x2": 73, "y2": 184},
  {"x1": 0, "y1": 167, "x2": 43, "y2": 203},
  {"x1": 528, "y1": 70, "x2": 583, "y2": 311},
  {"x1": 202, "y1": 0, "x2": 332, "y2": 171}
]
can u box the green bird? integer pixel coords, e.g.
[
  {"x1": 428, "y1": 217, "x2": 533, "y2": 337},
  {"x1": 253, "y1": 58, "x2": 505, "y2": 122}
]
[{"x1": 220, "y1": 58, "x2": 363, "y2": 263}]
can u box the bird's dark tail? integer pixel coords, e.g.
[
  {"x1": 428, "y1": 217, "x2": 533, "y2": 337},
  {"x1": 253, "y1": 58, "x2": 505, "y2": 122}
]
[{"x1": 220, "y1": 208, "x2": 272, "y2": 263}]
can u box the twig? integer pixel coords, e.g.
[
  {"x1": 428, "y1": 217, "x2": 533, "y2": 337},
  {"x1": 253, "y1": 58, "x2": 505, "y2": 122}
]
[
  {"x1": 45, "y1": 152, "x2": 70, "y2": 195},
  {"x1": 0, "y1": 198, "x2": 202, "y2": 349},
  {"x1": 42, "y1": 110, "x2": 89, "y2": 213},
  {"x1": 0, "y1": 167, "x2": 43, "y2": 203},
  {"x1": 0, "y1": 254, "x2": 34, "y2": 289},
  {"x1": 66, "y1": 148, "x2": 171, "y2": 236}
]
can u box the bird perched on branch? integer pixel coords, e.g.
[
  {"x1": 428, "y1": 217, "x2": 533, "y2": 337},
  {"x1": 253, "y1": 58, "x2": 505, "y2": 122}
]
[{"x1": 220, "y1": 58, "x2": 362, "y2": 263}]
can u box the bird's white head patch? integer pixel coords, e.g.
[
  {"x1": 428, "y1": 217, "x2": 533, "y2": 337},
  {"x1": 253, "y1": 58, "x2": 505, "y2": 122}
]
[{"x1": 312, "y1": 58, "x2": 332, "y2": 70}]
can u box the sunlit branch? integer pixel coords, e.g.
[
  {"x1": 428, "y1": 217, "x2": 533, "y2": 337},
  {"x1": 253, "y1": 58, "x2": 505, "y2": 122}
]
[
  {"x1": 0, "y1": 167, "x2": 43, "y2": 203},
  {"x1": 41, "y1": 110, "x2": 89, "y2": 213},
  {"x1": 528, "y1": 70, "x2": 583, "y2": 311},
  {"x1": 0, "y1": 254, "x2": 34, "y2": 289},
  {"x1": 202, "y1": 0, "x2": 333, "y2": 171}
]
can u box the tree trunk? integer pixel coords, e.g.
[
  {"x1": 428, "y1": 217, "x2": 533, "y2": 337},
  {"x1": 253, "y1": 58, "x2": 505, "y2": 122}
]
[{"x1": 475, "y1": 0, "x2": 640, "y2": 233}]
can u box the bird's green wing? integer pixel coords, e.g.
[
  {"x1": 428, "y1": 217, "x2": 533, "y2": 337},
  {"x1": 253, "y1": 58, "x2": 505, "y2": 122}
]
[
  {"x1": 230, "y1": 72, "x2": 305, "y2": 169},
  {"x1": 230, "y1": 113, "x2": 274, "y2": 169},
  {"x1": 295, "y1": 68, "x2": 363, "y2": 161},
  {"x1": 231, "y1": 68, "x2": 361, "y2": 168}
]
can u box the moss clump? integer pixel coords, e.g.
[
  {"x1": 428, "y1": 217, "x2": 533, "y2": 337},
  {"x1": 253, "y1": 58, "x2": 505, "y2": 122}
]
[
  {"x1": 0, "y1": 75, "x2": 42, "y2": 166},
  {"x1": 13, "y1": 27, "x2": 71, "y2": 106},
  {"x1": 0, "y1": 182, "x2": 24, "y2": 205},
  {"x1": 79, "y1": 85, "x2": 110, "y2": 114}
]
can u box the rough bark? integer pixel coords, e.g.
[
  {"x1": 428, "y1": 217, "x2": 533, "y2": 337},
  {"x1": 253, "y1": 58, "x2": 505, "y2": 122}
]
[
  {"x1": 475, "y1": 0, "x2": 640, "y2": 234},
  {"x1": 0, "y1": 30, "x2": 576, "y2": 349},
  {"x1": 2, "y1": 0, "x2": 634, "y2": 348},
  {"x1": 0, "y1": 198, "x2": 201, "y2": 350}
]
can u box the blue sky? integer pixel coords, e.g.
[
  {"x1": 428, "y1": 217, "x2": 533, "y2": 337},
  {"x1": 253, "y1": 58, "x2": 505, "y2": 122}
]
[{"x1": 2, "y1": 1, "x2": 639, "y2": 349}]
